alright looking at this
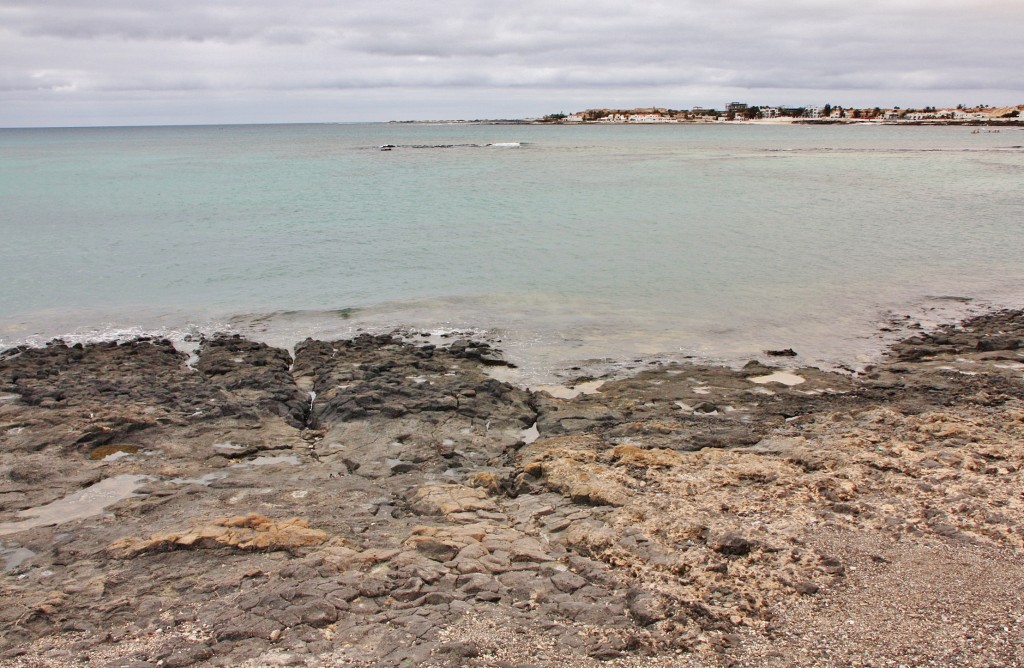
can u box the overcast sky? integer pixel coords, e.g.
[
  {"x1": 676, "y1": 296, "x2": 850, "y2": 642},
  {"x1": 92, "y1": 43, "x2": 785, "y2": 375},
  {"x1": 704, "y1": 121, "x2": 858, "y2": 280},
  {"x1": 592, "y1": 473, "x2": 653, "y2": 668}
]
[{"x1": 1, "y1": 0, "x2": 1022, "y2": 127}]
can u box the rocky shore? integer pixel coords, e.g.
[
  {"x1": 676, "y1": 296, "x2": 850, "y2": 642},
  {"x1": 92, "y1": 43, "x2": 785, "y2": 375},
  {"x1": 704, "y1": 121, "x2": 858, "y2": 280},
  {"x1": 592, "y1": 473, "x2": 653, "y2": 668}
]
[{"x1": 1, "y1": 312, "x2": 1022, "y2": 667}]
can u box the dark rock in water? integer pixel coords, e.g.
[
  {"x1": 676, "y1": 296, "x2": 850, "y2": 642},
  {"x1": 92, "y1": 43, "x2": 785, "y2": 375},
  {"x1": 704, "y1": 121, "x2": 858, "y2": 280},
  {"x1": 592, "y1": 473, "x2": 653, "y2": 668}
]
[
  {"x1": 765, "y1": 348, "x2": 798, "y2": 357},
  {"x1": 477, "y1": 352, "x2": 514, "y2": 367},
  {"x1": 896, "y1": 346, "x2": 945, "y2": 361},
  {"x1": 197, "y1": 335, "x2": 310, "y2": 428}
]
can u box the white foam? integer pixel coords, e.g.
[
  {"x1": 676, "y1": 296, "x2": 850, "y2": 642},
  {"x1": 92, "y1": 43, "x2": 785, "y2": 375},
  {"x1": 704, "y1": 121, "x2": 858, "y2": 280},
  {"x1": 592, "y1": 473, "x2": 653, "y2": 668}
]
[{"x1": 534, "y1": 380, "x2": 604, "y2": 399}]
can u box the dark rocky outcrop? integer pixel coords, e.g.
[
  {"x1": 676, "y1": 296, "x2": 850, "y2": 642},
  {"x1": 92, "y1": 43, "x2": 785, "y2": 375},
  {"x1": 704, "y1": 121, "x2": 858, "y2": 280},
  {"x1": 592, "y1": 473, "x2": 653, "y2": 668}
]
[{"x1": 1, "y1": 312, "x2": 1023, "y2": 667}]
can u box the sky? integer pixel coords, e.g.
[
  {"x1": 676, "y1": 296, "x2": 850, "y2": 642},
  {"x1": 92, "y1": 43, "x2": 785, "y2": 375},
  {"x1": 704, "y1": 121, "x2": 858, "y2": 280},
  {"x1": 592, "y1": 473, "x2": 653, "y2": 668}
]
[{"x1": 1, "y1": 0, "x2": 1022, "y2": 127}]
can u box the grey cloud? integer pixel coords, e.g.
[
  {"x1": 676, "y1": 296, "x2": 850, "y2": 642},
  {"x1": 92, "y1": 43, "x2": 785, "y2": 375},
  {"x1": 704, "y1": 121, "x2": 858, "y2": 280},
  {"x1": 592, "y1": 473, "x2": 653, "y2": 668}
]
[{"x1": 0, "y1": 0, "x2": 1021, "y2": 126}]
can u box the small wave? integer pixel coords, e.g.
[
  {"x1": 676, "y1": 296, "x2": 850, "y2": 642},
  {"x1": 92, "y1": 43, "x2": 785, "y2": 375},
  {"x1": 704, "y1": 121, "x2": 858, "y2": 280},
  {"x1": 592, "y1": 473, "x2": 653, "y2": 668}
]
[
  {"x1": 7, "y1": 325, "x2": 210, "y2": 350},
  {"x1": 377, "y1": 143, "x2": 486, "y2": 150},
  {"x1": 375, "y1": 142, "x2": 525, "y2": 151}
]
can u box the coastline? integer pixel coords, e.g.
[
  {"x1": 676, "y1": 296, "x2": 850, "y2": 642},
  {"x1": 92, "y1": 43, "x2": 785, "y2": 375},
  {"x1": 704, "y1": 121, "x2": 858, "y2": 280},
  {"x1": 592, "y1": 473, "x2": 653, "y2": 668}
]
[
  {"x1": 3, "y1": 289, "x2": 1020, "y2": 390},
  {"x1": 405, "y1": 118, "x2": 1024, "y2": 127},
  {"x1": 1, "y1": 309, "x2": 1022, "y2": 666}
]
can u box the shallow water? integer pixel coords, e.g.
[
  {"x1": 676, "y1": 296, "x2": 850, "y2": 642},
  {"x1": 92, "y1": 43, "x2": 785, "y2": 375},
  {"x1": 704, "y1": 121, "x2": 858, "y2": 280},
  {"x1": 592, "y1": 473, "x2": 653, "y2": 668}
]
[
  {"x1": 0, "y1": 474, "x2": 153, "y2": 537},
  {"x1": 2, "y1": 123, "x2": 1022, "y2": 380},
  {"x1": 0, "y1": 542, "x2": 36, "y2": 570}
]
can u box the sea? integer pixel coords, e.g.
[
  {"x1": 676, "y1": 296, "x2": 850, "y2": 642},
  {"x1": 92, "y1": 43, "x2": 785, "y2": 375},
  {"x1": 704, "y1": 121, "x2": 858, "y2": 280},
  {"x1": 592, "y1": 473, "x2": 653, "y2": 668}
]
[{"x1": 2, "y1": 122, "x2": 1022, "y2": 383}]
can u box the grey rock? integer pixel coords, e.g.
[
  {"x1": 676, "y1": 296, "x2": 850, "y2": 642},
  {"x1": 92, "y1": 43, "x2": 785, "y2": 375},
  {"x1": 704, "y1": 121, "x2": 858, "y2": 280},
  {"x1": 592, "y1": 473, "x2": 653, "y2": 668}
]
[{"x1": 550, "y1": 570, "x2": 587, "y2": 593}]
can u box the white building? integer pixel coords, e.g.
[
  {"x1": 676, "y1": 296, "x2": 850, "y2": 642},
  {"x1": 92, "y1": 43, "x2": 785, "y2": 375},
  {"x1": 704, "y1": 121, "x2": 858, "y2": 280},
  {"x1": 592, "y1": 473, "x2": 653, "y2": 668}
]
[
  {"x1": 952, "y1": 110, "x2": 988, "y2": 120},
  {"x1": 628, "y1": 114, "x2": 671, "y2": 123}
]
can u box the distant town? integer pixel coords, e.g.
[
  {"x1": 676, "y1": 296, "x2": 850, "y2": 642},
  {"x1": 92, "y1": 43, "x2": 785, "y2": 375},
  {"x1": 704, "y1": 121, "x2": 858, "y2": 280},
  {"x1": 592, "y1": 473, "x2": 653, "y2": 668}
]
[
  {"x1": 393, "y1": 103, "x2": 1024, "y2": 125},
  {"x1": 540, "y1": 103, "x2": 1024, "y2": 125}
]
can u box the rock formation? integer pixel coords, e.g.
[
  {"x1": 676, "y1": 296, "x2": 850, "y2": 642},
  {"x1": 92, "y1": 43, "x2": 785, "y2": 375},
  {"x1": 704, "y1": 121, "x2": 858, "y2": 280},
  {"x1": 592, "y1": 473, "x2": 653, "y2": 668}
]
[{"x1": 1, "y1": 314, "x2": 1022, "y2": 666}]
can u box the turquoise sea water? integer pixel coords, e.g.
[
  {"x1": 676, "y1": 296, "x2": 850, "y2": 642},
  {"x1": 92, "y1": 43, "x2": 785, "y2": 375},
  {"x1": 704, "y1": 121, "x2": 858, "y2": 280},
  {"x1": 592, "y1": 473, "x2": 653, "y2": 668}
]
[{"x1": 1, "y1": 123, "x2": 1022, "y2": 379}]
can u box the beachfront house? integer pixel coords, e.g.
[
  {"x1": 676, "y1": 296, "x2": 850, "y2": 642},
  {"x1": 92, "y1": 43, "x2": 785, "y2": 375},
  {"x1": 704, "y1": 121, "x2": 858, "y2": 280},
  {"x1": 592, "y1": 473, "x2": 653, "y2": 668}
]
[
  {"x1": 953, "y1": 109, "x2": 988, "y2": 121},
  {"x1": 628, "y1": 113, "x2": 671, "y2": 123}
]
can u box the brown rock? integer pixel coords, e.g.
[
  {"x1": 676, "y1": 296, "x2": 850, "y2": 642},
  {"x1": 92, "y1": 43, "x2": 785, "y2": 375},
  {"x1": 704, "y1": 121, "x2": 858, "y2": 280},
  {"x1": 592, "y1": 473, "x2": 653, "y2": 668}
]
[
  {"x1": 109, "y1": 514, "x2": 328, "y2": 555},
  {"x1": 409, "y1": 484, "x2": 497, "y2": 516},
  {"x1": 609, "y1": 444, "x2": 683, "y2": 468},
  {"x1": 405, "y1": 537, "x2": 460, "y2": 562},
  {"x1": 533, "y1": 458, "x2": 631, "y2": 507}
]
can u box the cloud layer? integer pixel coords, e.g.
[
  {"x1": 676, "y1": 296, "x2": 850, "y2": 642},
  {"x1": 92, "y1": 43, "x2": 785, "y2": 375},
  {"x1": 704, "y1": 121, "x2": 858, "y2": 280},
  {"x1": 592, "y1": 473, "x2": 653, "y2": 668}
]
[{"x1": 1, "y1": 0, "x2": 1022, "y2": 126}]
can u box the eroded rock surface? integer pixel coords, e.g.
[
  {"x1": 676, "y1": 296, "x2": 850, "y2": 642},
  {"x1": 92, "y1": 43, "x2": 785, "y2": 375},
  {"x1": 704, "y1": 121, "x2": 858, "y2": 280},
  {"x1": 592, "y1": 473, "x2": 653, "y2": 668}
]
[{"x1": 1, "y1": 315, "x2": 1023, "y2": 667}]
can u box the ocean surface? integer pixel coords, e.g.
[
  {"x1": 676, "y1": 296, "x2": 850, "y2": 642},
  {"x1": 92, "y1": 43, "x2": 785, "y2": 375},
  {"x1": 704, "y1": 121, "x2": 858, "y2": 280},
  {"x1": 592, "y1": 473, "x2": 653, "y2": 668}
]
[{"x1": 2, "y1": 122, "x2": 1023, "y2": 382}]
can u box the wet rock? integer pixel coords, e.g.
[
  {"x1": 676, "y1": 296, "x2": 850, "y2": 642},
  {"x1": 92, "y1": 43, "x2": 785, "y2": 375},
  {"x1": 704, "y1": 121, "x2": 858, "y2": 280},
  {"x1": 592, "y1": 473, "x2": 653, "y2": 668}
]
[{"x1": 196, "y1": 335, "x2": 311, "y2": 428}]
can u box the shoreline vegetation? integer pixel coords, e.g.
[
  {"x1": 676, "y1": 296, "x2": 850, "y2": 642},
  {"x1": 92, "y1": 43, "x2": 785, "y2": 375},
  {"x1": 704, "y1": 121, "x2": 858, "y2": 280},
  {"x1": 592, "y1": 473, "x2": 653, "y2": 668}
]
[
  {"x1": 1, "y1": 309, "x2": 1022, "y2": 666},
  {"x1": 391, "y1": 102, "x2": 1024, "y2": 126}
]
